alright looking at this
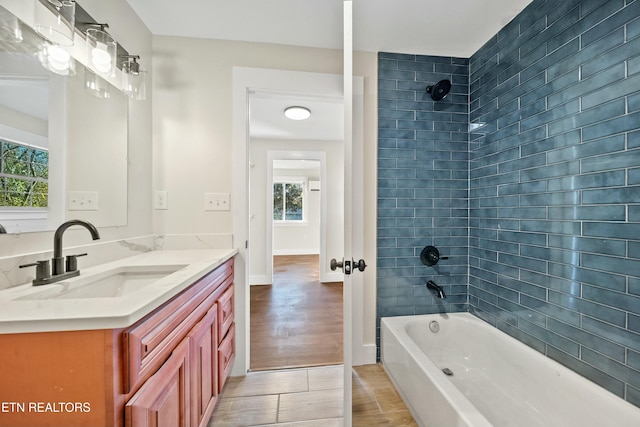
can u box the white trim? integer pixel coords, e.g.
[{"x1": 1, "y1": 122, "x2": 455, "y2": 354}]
[
  {"x1": 272, "y1": 248, "x2": 320, "y2": 256},
  {"x1": 361, "y1": 344, "x2": 377, "y2": 365},
  {"x1": 343, "y1": 4, "x2": 353, "y2": 425},
  {"x1": 267, "y1": 149, "x2": 327, "y2": 284},
  {"x1": 232, "y1": 67, "x2": 345, "y2": 377},
  {"x1": 249, "y1": 275, "x2": 271, "y2": 286}
]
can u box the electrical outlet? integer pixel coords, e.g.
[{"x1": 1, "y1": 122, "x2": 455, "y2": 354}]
[
  {"x1": 68, "y1": 191, "x2": 98, "y2": 211},
  {"x1": 154, "y1": 191, "x2": 168, "y2": 210},
  {"x1": 204, "y1": 193, "x2": 230, "y2": 211}
]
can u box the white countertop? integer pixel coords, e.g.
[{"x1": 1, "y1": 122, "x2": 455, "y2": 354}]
[{"x1": 0, "y1": 249, "x2": 237, "y2": 334}]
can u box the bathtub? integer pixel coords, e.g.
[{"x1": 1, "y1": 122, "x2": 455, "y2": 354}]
[{"x1": 381, "y1": 313, "x2": 640, "y2": 427}]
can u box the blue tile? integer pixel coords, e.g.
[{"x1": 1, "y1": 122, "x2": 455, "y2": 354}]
[
  {"x1": 582, "y1": 148, "x2": 640, "y2": 173},
  {"x1": 378, "y1": 4, "x2": 640, "y2": 390},
  {"x1": 546, "y1": 346, "x2": 625, "y2": 398},
  {"x1": 547, "y1": 63, "x2": 625, "y2": 110},
  {"x1": 583, "y1": 111, "x2": 640, "y2": 141},
  {"x1": 548, "y1": 262, "x2": 627, "y2": 292},
  {"x1": 552, "y1": 292, "x2": 627, "y2": 327},
  {"x1": 582, "y1": 39, "x2": 640, "y2": 79},
  {"x1": 582, "y1": 73, "x2": 640, "y2": 110},
  {"x1": 581, "y1": 347, "x2": 640, "y2": 391},
  {"x1": 582, "y1": 186, "x2": 640, "y2": 205},
  {"x1": 582, "y1": 254, "x2": 640, "y2": 283},
  {"x1": 547, "y1": 135, "x2": 626, "y2": 166},
  {"x1": 548, "y1": 235, "x2": 627, "y2": 257},
  {"x1": 547, "y1": 317, "x2": 625, "y2": 362},
  {"x1": 548, "y1": 205, "x2": 626, "y2": 221}
]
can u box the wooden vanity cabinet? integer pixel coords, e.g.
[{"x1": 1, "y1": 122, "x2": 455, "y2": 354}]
[
  {"x1": 124, "y1": 258, "x2": 234, "y2": 427},
  {"x1": 0, "y1": 257, "x2": 234, "y2": 427}
]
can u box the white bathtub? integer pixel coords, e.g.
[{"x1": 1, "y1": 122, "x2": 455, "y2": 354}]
[{"x1": 381, "y1": 313, "x2": 640, "y2": 427}]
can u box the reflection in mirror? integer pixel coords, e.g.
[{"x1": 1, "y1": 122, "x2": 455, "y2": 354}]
[{"x1": 0, "y1": 5, "x2": 128, "y2": 234}]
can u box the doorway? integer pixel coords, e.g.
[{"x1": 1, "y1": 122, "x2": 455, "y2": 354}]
[{"x1": 247, "y1": 93, "x2": 345, "y2": 371}]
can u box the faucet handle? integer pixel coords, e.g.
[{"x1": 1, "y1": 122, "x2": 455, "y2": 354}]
[
  {"x1": 19, "y1": 260, "x2": 51, "y2": 284},
  {"x1": 65, "y1": 253, "x2": 88, "y2": 272}
]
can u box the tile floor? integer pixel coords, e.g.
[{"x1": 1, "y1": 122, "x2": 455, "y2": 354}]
[{"x1": 208, "y1": 365, "x2": 344, "y2": 427}]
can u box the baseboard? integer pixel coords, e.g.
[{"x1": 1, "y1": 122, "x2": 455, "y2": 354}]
[
  {"x1": 250, "y1": 275, "x2": 271, "y2": 285},
  {"x1": 353, "y1": 344, "x2": 377, "y2": 366}
]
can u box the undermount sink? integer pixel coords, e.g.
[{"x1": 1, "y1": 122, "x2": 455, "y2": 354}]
[{"x1": 17, "y1": 265, "x2": 187, "y2": 300}]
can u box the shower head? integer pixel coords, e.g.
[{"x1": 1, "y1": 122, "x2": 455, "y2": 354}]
[{"x1": 426, "y1": 79, "x2": 452, "y2": 101}]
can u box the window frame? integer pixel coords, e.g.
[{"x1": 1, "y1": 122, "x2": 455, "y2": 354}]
[
  {"x1": 272, "y1": 176, "x2": 308, "y2": 224},
  {"x1": 0, "y1": 137, "x2": 49, "y2": 209}
]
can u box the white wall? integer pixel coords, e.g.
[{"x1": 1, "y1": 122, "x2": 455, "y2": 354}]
[
  {"x1": 0, "y1": 0, "x2": 153, "y2": 257},
  {"x1": 151, "y1": 36, "x2": 379, "y2": 368}
]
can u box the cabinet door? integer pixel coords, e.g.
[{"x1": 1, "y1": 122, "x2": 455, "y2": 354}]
[
  {"x1": 126, "y1": 338, "x2": 191, "y2": 427},
  {"x1": 188, "y1": 305, "x2": 218, "y2": 427}
]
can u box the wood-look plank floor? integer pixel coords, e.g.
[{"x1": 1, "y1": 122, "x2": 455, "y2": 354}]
[
  {"x1": 250, "y1": 255, "x2": 343, "y2": 371},
  {"x1": 352, "y1": 364, "x2": 418, "y2": 427}
]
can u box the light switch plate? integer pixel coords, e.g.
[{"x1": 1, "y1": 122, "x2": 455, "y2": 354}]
[
  {"x1": 68, "y1": 191, "x2": 99, "y2": 211},
  {"x1": 154, "y1": 191, "x2": 168, "y2": 210},
  {"x1": 204, "y1": 193, "x2": 230, "y2": 211}
]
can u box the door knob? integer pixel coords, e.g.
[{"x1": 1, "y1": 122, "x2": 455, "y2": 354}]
[
  {"x1": 331, "y1": 258, "x2": 352, "y2": 274},
  {"x1": 353, "y1": 259, "x2": 367, "y2": 272}
]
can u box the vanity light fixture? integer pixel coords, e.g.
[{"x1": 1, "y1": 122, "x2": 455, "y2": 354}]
[
  {"x1": 0, "y1": 12, "x2": 23, "y2": 43},
  {"x1": 85, "y1": 24, "x2": 117, "y2": 77},
  {"x1": 284, "y1": 106, "x2": 311, "y2": 121},
  {"x1": 33, "y1": 0, "x2": 76, "y2": 46},
  {"x1": 122, "y1": 55, "x2": 146, "y2": 100},
  {"x1": 37, "y1": 42, "x2": 75, "y2": 75},
  {"x1": 84, "y1": 68, "x2": 111, "y2": 98}
]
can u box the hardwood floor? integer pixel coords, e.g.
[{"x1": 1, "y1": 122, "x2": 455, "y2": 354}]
[{"x1": 250, "y1": 255, "x2": 343, "y2": 370}]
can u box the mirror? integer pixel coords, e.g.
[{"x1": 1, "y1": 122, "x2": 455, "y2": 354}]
[{"x1": 0, "y1": 5, "x2": 127, "y2": 234}]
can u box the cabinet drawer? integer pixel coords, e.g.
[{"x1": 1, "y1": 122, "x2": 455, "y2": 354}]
[
  {"x1": 217, "y1": 284, "x2": 234, "y2": 344},
  {"x1": 217, "y1": 323, "x2": 235, "y2": 393}
]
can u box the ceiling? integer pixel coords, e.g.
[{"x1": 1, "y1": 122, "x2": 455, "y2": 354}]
[{"x1": 124, "y1": 0, "x2": 533, "y2": 141}]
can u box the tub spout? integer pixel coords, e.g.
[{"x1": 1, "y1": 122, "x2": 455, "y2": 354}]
[{"x1": 427, "y1": 280, "x2": 446, "y2": 299}]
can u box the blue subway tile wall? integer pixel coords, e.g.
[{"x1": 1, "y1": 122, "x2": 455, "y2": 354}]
[
  {"x1": 469, "y1": 0, "x2": 640, "y2": 407},
  {"x1": 377, "y1": 53, "x2": 469, "y2": 354}
]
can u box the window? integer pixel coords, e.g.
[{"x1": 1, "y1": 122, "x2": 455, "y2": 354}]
[
  {"x1": 0, "y1": 139, "x2": 49, "y2": 208},
  {"x1": 273, "y1": 181, "x2": 304, "y2": 221}
]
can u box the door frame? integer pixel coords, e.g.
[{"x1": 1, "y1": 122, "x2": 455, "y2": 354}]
[
  {"x1": 266, "y1": 150, "x2": 329, "y2": 283},
  {"x1": 232, "y1": 66, "x2": 365, "y2": 376}
]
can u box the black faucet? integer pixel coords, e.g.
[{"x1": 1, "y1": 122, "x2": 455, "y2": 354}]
[
  {"x1": 426, "y1": 280, "x2": 446, "y2": 299},
  {"x1": 52, "y1": 219, "x2": 100, "y2": 275},
  {"x1": 19, "y1": 220, "x2": 100, "y2": 286}
]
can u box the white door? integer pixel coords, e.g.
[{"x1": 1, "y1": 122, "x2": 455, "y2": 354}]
[{"x1": 340, "y1": 3, "x2": 367, "y2": 426}]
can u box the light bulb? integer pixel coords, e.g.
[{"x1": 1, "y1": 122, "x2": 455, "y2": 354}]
[
  {"x1": 47, "y1": 45, "x2": 71, "y2": 71},
  {"x1": 91, "y1": 45, "x2": 112, "y2": 73}
]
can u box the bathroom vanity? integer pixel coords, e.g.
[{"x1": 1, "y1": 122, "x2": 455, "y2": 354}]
[{"x1": 0, "y1": 249, "x2": 236, "y2": 427}]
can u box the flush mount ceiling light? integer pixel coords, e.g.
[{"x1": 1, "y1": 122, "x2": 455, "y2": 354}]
[{"x1": 284, "y1": 106, "x2": 311, "y2": 121}]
